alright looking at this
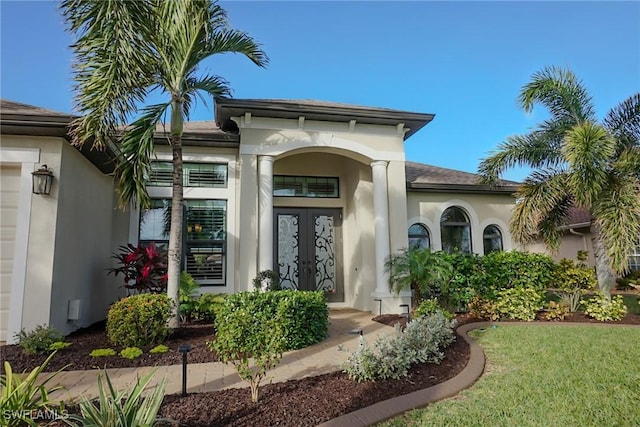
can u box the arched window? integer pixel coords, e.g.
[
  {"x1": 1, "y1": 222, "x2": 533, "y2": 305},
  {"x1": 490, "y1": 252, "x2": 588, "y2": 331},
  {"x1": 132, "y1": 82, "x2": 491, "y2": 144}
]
[
  {"x1": 408, "y1": 223, "x2": 430, "y2": 249},
  {"x1": 440, "y1": 207, "x2": 471, "y2": 254},
  {"x1": 483, "y1": 225, "x2": 503, "y2": 254}
]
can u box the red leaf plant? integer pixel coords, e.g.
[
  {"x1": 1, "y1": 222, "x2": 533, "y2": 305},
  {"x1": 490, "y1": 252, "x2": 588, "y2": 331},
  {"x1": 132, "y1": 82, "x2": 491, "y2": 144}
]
[{"x1": 108, "y1": 243, "x2": 168, "y2": 293}]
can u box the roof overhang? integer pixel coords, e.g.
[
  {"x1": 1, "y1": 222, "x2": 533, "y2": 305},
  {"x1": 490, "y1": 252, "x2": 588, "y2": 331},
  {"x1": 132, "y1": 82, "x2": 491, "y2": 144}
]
[
  {"x1": 215, "y1": 98, "x2": 435, "y2": 140},
  {"x1": 407, "y1": 182, "x2": 518, "y2": 195},
  {"x1": 1, "y1": 112, "x2": 118, "y2": 174}
]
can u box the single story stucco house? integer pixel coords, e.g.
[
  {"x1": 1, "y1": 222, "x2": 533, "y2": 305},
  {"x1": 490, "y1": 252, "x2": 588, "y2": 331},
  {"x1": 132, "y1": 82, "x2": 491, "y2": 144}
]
[{"x1": 1, "y1": 98, "x2": 637, "y2": 343}]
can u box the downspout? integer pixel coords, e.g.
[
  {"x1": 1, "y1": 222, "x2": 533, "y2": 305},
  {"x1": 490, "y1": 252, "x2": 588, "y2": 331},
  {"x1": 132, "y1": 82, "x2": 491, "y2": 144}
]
[{"x1": 569, "y1": 228, "x2": 589, "y2": 255}]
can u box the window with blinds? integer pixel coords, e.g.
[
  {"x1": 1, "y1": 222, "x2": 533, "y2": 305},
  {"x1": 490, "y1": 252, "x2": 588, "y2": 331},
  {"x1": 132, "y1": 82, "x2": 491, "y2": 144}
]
[
  {"x1": 147, "y1": 162, "x2": 227, "y2": 188},
  {"x1": 139, "y1": 199, "x2": 227, "y2": 286},
  {"x1": 274, "y1": 176, "x2": 339, "y2": 198}
]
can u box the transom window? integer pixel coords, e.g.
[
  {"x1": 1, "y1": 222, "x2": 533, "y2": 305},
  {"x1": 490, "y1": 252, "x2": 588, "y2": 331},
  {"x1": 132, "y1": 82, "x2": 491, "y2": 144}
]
[
  {"x1": 483, "y1": 225, "x2": 503, "y2": 254},
  {"x1": 440, "y1": 206, "x2": 471, "y2": 254},
  {"x1": 408, "y1": 223, "x2": 430, "y2": 249},
  {"x1": 148, "y1": 162, "x2": 227, "y2": 188},
  {"x1": 139, "y1": 199, "x2": 227, "y2": 286},
  {"x1": 274, "y1": 176, "x2": 339, "y2": 198}
]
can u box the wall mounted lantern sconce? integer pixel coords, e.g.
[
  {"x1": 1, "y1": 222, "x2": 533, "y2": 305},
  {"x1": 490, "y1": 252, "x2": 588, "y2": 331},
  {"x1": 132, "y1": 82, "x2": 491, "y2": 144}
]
[{"x1": 31, "y1": 165, "x2": 54, "y2": 195}]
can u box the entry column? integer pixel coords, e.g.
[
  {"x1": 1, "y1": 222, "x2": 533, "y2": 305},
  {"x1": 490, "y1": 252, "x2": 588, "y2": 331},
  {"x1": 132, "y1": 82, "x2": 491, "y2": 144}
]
[
  {"x1": 258, "y1": 155, "x2": 274, "y2": 272},
  {"x1": 371, "y1": 160, "x2": 391, "y2": 295}
]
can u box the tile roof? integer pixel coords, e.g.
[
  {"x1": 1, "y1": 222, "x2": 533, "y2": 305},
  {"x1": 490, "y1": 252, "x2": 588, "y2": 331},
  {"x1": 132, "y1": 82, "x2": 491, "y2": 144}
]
[
  {"x1": 405, "y1": 161, "x2": 519, "y2": 187},
  {"x1": 0, "y1": 99, "x2": 75, "y2": 118}
]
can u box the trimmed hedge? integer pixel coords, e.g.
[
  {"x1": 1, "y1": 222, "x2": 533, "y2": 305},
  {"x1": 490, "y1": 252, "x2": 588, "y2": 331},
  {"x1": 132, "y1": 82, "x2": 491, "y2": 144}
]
[
  {"x1": 216, "y1": 290, "x2": 329, "y2": 350},
  {"x1": 106, "y1": 293, "x2": 173, "y2": 347}
]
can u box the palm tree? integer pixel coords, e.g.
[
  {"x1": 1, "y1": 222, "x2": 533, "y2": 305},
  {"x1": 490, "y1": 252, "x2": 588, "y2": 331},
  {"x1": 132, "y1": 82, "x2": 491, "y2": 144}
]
[
  {"x1": 478, "y1": 66, "x2": 640, "y2": 294},
  {"x1": 385, "y1": 247, "x2": 454, "y2": 308},
  {"x1": 61, "y1": 0, "x2": 268, "y2": 326}
]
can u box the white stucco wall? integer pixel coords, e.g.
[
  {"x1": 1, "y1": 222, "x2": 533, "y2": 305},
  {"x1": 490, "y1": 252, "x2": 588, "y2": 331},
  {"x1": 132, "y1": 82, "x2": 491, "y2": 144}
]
[
  {"x1": 234, "y1": 117, "x2": 410, "y2": 313},
  {"x1": 49, "y1": 142, "x2": 127, "y2": 335}
]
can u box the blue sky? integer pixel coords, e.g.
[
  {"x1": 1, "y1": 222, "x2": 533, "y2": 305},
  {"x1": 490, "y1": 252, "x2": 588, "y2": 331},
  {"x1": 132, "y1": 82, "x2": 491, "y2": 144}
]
[{"x1": 1, "y1": 1, "x2": 639, "y2": 181}]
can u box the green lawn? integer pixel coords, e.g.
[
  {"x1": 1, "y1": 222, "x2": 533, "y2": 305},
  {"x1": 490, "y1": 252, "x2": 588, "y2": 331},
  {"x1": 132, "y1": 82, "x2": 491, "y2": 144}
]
[{"x1": 381, "y1": 325, "x2": 640, "y2": 427}]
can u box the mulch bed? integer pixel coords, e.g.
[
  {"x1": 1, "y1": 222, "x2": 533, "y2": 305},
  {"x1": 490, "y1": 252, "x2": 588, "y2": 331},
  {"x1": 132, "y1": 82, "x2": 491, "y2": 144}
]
[
  {"x1": 1, "y1": 321, "x2": 218, "y2": 373},
  {"x1": 13, "y1": 311, "x2": 640, "y2": 426}
]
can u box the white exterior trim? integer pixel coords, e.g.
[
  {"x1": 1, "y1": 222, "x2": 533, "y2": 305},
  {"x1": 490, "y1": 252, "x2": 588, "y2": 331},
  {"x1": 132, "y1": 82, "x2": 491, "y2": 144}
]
[
  {"x1": 239, "y1": 133, "x2": 405, "y2": 162},
  {"x1": 479, "y1": 218, "x2": 513, "y2": 252},
  {"x1": 258, "y1": 155, "x2": 274, "y2": 272},
  {"x1": 407, "y1": 215, "x2": 437, "y2": 249},
  {"x1": 1, "y1": 147, "x2": 39, "y2": 343},
  {"x1": 371, "y1": 160, "x2": 391, "y2": 296},
  {"x1": 130, "y1": 153, "x2": 238, "y2": 293},
  {"x1": 433, "y1": 199, "x2": 482, "y2": 255}
]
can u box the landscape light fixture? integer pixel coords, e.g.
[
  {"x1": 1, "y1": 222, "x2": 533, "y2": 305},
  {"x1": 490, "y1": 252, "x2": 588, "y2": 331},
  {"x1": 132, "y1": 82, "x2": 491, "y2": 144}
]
[
  {"x1": 178, "y1": 344, "x2": 192, "y2": 397},
  {"x1": 31, "y1": 164, "x2": 54, "y2": 195},
  {"x1": 400, "y1": 304, "x2": 411, "y2": 323},
  {"x1": 373, "y1": 298, "x2": 382, "y2": 316}
]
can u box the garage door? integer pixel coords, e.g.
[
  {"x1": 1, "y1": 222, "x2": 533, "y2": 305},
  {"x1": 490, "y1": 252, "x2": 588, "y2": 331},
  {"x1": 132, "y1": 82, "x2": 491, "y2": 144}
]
[{"x1": 0, "y1": 165, "x2": 20, "y2": 342}]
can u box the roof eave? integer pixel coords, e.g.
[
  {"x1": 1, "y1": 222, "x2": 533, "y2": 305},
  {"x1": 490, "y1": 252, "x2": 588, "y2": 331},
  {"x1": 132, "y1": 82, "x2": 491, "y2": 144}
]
[
  {"x1": 215, "y1": 98, "x2": 435, "y2": 140},
  {"x1": 407, "y1": 183, "x2": 518, "y2": 195}
]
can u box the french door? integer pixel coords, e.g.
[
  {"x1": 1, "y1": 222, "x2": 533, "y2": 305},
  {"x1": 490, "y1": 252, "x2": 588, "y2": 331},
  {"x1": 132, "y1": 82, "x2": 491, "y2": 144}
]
[{"x1": 274, "y1": 208, "x2": 344, "y2": 302}]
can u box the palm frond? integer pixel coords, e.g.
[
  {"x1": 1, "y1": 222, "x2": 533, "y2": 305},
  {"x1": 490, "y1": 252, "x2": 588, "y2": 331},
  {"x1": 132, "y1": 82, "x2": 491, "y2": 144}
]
[
  {"x1": 478, "y1": 132, "x2": 564, "y2": 184},
  {"x1": 60, "y1": 0, "x2": 156, "y2": 148},
  {"x1": 518, "y1": 65, "x2": 596, "y2": 124},
  {"x1": 114, "y1": 103, "x2": 170, "y2": 209},
  {"x1": 603, "y1": 93, "x2": 640, "y2": 151},
  {"x1": 510, "y1": 170, "x2": 570, "y2": 247},
  {"x1": 591, "y1": 175, "x2": 640, "y2": 274},
  {"x1": 562, "y1": 122, "x2": 616, "y2": 207}
]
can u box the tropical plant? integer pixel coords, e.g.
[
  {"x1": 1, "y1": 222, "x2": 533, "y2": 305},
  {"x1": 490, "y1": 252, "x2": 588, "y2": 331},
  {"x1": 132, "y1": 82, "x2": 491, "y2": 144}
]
[
  {"x1": 89, "y1": 348, "x2": 117, "y2": 358},
  {"x1": 61, "y1": 0, "x2": 268, "y2": 327},
  {"x1": 179, "y1": 271, "x2": 200, "y2": 322},
  {"x1": 252, "y1": 270, "x2": 281, "y2": 291},
  {"x1": 0, "y1": 352, "x2": 66, "y2": 427},
  {"x1": 478, "y1": 66, "x2": 640, "y2": 295},
  {"x1": 553, "y1": 252, "x2": 597, "y2": 311},
  {"x1": 211, "y1": 295, "x2": 286, "y2": 403},
  {"x1": 120, "y1": 347, "x2": 144, "y2": 359},
  {"x1": 583, "y1": 293, "x2": 627, "y2": 321},
  {"x1": 14, "y1": 324, "x2": 63, "y2": 355},
  {"x1": 341, "y1": 312, "x2": 456, "y2": 382},
  {"x1": 106, "y1": 294, "x2": 173, "y2": 347},
  {"x1": 70, "y1": 370, "x2": 166, "y2": 426},
  {"x1": 385, "y1": 247, "x2": 454, "y2": 307},
  {"x1": 108, "y1": 243, "x2": 168, "y2": 294}
]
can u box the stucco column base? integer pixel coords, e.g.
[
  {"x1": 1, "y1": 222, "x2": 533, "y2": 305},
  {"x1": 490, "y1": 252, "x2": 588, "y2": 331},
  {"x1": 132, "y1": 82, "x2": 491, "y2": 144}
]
[{"x1": 370, "y1": 291, "x2": 412, "y2": 316}]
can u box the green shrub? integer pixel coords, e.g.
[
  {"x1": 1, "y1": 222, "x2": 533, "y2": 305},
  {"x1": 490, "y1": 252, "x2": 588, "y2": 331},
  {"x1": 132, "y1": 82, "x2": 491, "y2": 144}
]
[
  {"x1": 211, "y1": 295, "x2": 286, "y2": 403},
  {"x1": 495, "y1": 287, "x2": 544, "y2": 321},
  {"x1": 217, "y1": 290, "x2": 328, "y2": 351},
  {"x1": 90, "y1": 348, "x2": 116, "y2": 357},
  {"x1": 179, "y1": 271, "x2": 200, "y2": 322},
  {"x1": 70, "y1": 370, "x2": 165, "y2": 426},
  {"x1": 106, "y1": 293, "x2": 173, "y2": 347},
  {"x1": 14, "y1": 325, "x2": 63, "y2": 355},
  {"x1": 468, "y1": 296, "x2": 499, "y2": 321},
  {"x1": 553, "y1": 253, "x2": 597, "y2": 312},
  {"x1": 441, "y1": 251, "x2": 482, "y2": 310},
  {"x1": 414, "y1": 298, "x2": 454, "y2": 320},
  {"x1": 1, "y1": 352, "x2": 66, "y2": 426},
  {"x1": 583, "y1": 294, "x2": 627, "y2": 321},
  {"x1": 195, "y1": 293, "x2": 226, "y2": 323},
  {"x1": 120, "y1": 347, "x2": 143, "y2": 359},
  {"x1": 616, "y1": 270, "x2": 640, "y2": 290},
  {"x1": 252, "y1": 270, "x2": 281, "y2": 291},
  {"x1": 149, "y1": 344, "x2": 169, "y2": 354},
  {"x1": 342, "y1": 312, "x2": 456, "y2": 382},
  {"x1": 475, "y1": 251, "x2": 556, "y2": 300},
  {"x1": 544, "y1": 301, "x2": 570, "y2": 321},
  {"x1": 48, "y1": 341, "x2": 71, "y2": 351}
]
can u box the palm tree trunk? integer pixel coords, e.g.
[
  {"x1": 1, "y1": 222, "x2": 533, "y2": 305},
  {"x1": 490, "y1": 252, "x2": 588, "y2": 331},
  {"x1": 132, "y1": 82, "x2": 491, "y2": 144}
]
[{"x1": 591, "y1": 224, "x2": 615, "y2": 296}]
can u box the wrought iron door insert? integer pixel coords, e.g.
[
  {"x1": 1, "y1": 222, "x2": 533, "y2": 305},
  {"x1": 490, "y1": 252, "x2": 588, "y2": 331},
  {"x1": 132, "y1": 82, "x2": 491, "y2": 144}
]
[{"x1": 274, "y1": 208, "x2": 344, "y2": 302}]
